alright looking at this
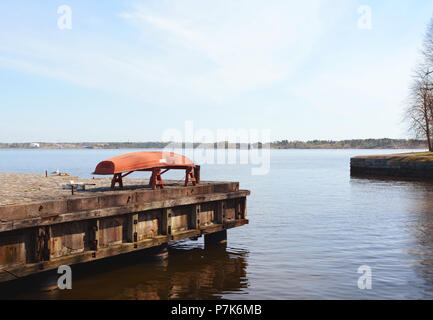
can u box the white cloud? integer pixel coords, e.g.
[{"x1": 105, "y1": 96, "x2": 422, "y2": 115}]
[
  {"x1": 121, "y1": 0, "x2": 323, "y2": 95},
  {"x1": 0, "y1": 1, "x2": 324, "y2": 106},
  {"x1": 0, "y1": 0, "x2": 424, "y2": 141}
]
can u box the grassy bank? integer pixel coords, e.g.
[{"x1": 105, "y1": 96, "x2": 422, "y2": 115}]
[{"x1": 354, "y1": 152, "x2": 433, "y2": 162}]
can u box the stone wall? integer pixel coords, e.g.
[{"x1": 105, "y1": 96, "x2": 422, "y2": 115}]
[{"x1": 350, "y1": 157, "x2": 433, "y2": 179}]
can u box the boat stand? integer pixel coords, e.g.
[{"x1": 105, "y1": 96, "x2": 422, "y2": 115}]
[{"x1": 111, "y1": 167, "x2": 198, "y2": 190}]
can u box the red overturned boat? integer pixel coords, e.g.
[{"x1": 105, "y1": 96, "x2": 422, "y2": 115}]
[{"x1": 93, "y1": 151, "x2": 198, "y2": 190}]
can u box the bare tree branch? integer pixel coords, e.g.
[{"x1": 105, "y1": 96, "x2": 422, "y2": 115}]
[{"x1": 404, "y1": 15, "x2": 433, "y2": 151}]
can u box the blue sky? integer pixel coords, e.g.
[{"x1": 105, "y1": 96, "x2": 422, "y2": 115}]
[{"x1": 1, "y1": 0, "x2": 433, "y2": 142}]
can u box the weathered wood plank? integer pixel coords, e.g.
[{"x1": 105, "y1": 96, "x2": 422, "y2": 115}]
[
  {"x1": 0, "y1": 191, "x2": 249, "y2": 232},
  {"x1": 0, "y1": 181, "x2": 240, "y2": 219},
  {"x1": 160, "y1": 208, "x2": 171, "y2": 236},
  {"x1": 137, "y1": 211, "x2": 159, "y2": 241},
  {"x1": 0, "y1": 219, "x2": 248, "y2": 282}
]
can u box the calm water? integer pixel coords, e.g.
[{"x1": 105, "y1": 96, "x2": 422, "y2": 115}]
[{"x1": 1, "y1": 148, "x2": 433, "y2": 299}]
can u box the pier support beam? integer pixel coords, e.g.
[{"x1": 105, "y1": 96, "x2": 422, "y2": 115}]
[{"x1": 204, "y1": 230, "x2": 227, "y2": 247}]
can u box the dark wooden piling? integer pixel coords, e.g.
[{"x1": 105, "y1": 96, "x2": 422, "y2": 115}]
[{"x1": 204, "y1": 230, "x2": 227, "y2": 247}]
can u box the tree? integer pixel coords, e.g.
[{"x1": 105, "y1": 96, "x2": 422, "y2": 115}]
[
  {"x1": 406, "y1": 68, "x2": 433, "y2": 151},
  {"x1": 423, "y1": 16, "x2": 433, "y2": 65},
  {"x1": 405, "y1": 16, "x2": 433, "y2": 151}
]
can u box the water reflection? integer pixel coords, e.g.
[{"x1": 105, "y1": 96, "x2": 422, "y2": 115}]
[
  {"x1": 404, "y1": 184, "x2": 433, "y2": 295},
  {"x1": 350, "y1": 176, "x2": 433, "y2": 298},
  {"x1": 0, "y1": 241, "x2": 249, "y2": 300},
  {"x1": 5, "y1": 149, "x2": 433, "y2": 299}
]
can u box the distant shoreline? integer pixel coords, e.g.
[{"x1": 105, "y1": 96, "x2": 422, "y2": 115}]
[{"x1": 0, "y1": 139, "x2": 428, "y2": 150}]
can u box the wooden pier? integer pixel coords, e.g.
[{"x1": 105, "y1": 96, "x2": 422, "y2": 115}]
[{"x1": 0, "y1": 173, "x2": 249, "y2": 283}]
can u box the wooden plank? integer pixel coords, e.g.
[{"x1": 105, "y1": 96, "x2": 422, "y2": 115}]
[
  {"x1": 137, "y1": 211, "x2": 159, "y2": 241},
  {"x1": 0, "y1": 270, "x2": 19, "y2": 282},
  {"x1": 0, "y1": 181, "x2": 240, "y2": 220},
  {"x1": 198, "y1": 202, "x2": 215, "y2": 227},
  {"x1": 171, "y1": 229, "x2": 201, "y2": 242},
  {"x1": 0, "y1": 219, "x2": 248, "y2": 283},
  {"x1": 99, "y1": 217, "x2": 124, "y2": 248},
  {"x1": 50, "y1": 222, "x2": 86, "y2": 258},
  {"x1": 171, "y1": 207, "x2": 189, "y2": 233},
  {"x1": 0, "y1": 237, "x2": 168, "y2": 282},
  {"x1": 0, "y1": 191, "x2": 250, "y2": 232},
  {"x1": 0, "y1": 230, "x2": 27, "y2": 267}
]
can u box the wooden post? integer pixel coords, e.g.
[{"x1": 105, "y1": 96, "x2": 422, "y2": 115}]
[
  {"x1": 205, "y1": 230, "x2": 227, "y2": 247},
  {"x1": 111, "y1": 174, "x2": 123, "y2": 189},
  {"x1": 130, "y1": 213, "x2": 139, "y2": 247},
  {"x1": 26, "y1": 230, "x2": 39, "y2": 263},
  {"x1": 161, "y1": 208, "x2": 172, "y2": 236},
  {"x1": 190, "y1": 204, "x2": 200, "y2": 229},
  {"x1": 89, "y1": 220, "x2": 99, "y2": 253},
  {"x1": 194, "y1": 165, "x2": 201, "y2": 184},
  {"x1": 37, "y1": 226, "x2": 51, "y2": 262},
  {"x1": 235, "y1": 200, "x2": 240, "y2": 220},
  {"x1": 240, "y1": 197, "x2": 247, "y2": 219},
  {"x1": 150, "y1": 169, "x2": 164, "y2": 190},
  {"x1": 184, "y1": 167, "x2": 197, "y2": 186},
  {"x1": 215, "y1": 201, "x2": 224, "y2": 224}
]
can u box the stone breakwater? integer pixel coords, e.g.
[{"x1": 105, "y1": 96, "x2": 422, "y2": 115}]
[{"x1": 350, "y1": 154, "x2": 433, "y2": 179}]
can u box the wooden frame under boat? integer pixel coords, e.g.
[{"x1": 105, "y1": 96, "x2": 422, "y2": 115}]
[{"x1": 93, "y1": 151, "x2": 197, "y2": 190}]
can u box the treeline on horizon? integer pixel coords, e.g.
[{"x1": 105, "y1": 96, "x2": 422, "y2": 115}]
[
  {"x1": 271, "y1": 139, "x2": 426, "y2": 149},
  {"x1": 0, "y1": 139, "x2": 427, "y2": 150}
]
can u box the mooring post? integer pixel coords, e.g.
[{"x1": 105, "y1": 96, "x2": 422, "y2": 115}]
[{"x1": 204, "y1": 230, "x2": 227, "y2": 247}]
